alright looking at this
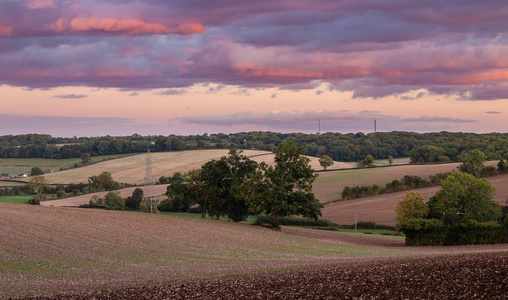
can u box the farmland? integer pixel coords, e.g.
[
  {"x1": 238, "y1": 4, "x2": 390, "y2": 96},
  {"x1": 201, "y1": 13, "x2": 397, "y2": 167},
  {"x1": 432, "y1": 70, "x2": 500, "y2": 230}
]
[
  {"x1": 0, "y1": 155, "x2": 130, "y2": 175},
  {"x1": 1, "y1": 203, "x2": 507, "y2": 299},
  {"x1": 13, "y1": 150, "x2": 351, "y2": 185},
  {"x1": 321, "y1": 173, "x2": 508, "y2": 227},
  {"x1": 313, "y1": 160, "x2": 499, "y2": 204}
]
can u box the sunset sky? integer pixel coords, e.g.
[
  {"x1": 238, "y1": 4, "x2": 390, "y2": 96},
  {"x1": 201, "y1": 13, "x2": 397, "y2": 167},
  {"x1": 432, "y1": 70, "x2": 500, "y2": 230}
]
[{"x1": 1, "y1": 0, "x2": 507, "y2": 137}]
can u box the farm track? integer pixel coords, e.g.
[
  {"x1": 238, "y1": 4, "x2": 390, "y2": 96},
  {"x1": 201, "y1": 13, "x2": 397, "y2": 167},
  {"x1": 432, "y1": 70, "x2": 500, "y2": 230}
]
[{"x1": 24, "y1": 252, "x2": 508, "y2": 300}]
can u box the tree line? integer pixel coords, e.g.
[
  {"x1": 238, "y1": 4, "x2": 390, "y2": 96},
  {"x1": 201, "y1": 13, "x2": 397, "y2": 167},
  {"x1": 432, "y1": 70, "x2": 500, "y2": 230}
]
[{"x1": 1, "y1": 131, "x2": 508, "y2": 162}]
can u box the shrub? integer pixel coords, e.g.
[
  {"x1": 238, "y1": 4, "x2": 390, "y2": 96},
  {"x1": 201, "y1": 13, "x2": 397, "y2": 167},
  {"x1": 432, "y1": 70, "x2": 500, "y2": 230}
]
[
  {"x1": 104, "y1": 192, "x2": 125, "y2": 210},
  {"x1": 89, "y1": 195, "x2": 104, "y2": 208},
  {"x1": 28, "y1": 193, "x2": 45, "y2": 205},
  {"x1": 157, "y1": 199, "x2": 172, "y2": 212},
  {"x1": 356, "y1": 221, "x2": 376, "y2": 229}
]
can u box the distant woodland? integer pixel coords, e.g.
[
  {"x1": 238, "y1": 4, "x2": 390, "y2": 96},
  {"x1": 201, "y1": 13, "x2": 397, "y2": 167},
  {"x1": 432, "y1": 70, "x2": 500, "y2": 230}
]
[{"x1": 1, "y1": 131, "x2": 507, "y2": 162}]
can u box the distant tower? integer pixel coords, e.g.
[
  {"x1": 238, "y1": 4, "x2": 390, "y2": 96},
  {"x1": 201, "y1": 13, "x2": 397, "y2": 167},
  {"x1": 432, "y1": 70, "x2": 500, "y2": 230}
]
[
  {"x1": 142, "y1": 150, "x2": 157, "y2": 213},
  {"x1": 374, "y1": 120, "x2": 377, "y2": 133},
  {"x1": 318, "y1": 119, "x2": 321, "y2": 134}
]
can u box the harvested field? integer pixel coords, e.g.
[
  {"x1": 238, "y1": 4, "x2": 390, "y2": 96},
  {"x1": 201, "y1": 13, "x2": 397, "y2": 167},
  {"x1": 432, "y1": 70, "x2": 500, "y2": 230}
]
[
  {"x1": 1, "y1": 204, "x2": 507, "y2": 299},
  {"x1": 322, "y1": 173, "x2": 508, "y2": 226},
  {"x1": 0, "y1": 155, "x2": 129, "y2": 175},
  {"x1": 22, "y1": 150, "x2": 346, "y2": 185},
  {"x1": 40, "y1": 185, "x2": 169, "y2": 207},
  {"x1": 313, "y1": 161, "x2": 499, "y2": 203}
]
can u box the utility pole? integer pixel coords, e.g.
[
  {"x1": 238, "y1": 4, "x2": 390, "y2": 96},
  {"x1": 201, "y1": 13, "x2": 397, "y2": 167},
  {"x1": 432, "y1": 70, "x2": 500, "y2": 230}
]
[{"x1": 374, "y1": 120, "x2": 377, "y2": 133}]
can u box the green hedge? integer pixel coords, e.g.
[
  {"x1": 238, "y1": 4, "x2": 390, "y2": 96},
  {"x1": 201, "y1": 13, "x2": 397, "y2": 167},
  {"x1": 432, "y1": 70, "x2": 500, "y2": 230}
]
[
  {"x1": 255, "y1": 215, "x2": 335, "y2": 228},
  {"x1": 399, "y1": 218, "x2": 508, "y2": 246},
  {"x1": 398, "y1": 218, "x2": 447, "y2": 246},
  {"x1": 446, "y1": 220, "x2": 508, "y2": 245}
]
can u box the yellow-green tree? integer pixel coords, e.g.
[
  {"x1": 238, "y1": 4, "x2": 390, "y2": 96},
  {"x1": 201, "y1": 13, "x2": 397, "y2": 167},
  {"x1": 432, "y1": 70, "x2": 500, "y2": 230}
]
[
  {"x1": 26, "y1": 175, "x2": 49, "y2": 194},
  {"x1": 395, "y1": 191, "x2": 429, "y2": 226},
  {"x1": 318, "y1": 155, "x2": 334, "y2": 170}
]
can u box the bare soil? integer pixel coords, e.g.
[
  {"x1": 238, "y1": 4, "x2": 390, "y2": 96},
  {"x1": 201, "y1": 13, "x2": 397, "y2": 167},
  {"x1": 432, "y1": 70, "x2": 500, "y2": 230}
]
[
  {"x1": 1, "y1": 204, "x2": 507, "y2": 299},
  {"x1": 28, "y1": 252, "x2": 508, "y2": 300},
  {"x1": 322, "y1": 173, "x2": 508, "y2": 226}
]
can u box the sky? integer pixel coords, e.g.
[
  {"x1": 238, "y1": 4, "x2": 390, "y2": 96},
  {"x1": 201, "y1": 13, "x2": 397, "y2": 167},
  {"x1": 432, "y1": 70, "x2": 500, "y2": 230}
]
[{"x1": 1, "y1": 0, "x2": 507, "y2": 137}]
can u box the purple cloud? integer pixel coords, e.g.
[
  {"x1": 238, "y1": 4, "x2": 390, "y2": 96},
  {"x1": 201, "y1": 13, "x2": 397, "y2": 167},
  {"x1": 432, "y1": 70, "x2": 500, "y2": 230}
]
[
  {"x1": 54, "y1": 94, "x2": 88, "y2": 99},
  {"x1": 0, "y1": 0, "x2": 507, "y2": 100}
]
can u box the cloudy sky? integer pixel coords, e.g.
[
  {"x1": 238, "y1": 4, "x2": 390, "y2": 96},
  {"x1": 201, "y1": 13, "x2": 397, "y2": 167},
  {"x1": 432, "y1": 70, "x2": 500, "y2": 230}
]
[{"x1": 1, "y1": 0, "x2": 507, "y2": 137}]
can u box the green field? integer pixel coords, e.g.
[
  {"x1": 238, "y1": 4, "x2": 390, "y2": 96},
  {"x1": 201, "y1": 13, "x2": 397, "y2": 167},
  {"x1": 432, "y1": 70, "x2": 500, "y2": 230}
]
[
  {"x1": 339, "y1": 228, "x2": 404, "y2": 237},
  {"x1": 0, "y1": 194, "x2": 59, "y2": 204},
  {"x1": 0, "y1": 154, "x2": 131, "y2": 175},
  {"x1": 0, "y1": 195, "x2": 32, "y2": 204}
]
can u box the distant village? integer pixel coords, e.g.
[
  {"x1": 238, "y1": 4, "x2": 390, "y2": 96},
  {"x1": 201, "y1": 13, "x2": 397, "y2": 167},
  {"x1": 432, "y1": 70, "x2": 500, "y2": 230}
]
[{"x1": 0, "y1": 169, "x2": 52, "y2": 180}]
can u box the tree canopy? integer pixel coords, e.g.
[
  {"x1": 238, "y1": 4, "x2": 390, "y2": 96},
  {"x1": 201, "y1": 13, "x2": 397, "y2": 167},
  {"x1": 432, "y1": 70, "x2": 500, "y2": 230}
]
[
  {"x1": 395, "y1": 191, "x2": 429, "y2": 226},
  {"x1": 458, "y1": 149, "x2": 487, "y2": 177},
  {"x1": 246, "y1": 141, "x2": 322, "y2": 224},
  {"x1": 2, "y1": 131, "x2": 508, "y2": 163},
  {"x1": 430, "y1": 171, "x2": 501, "y2": 224},
  {"x1": 318, "y1": 155, "x2": 334, "y2": 170}
]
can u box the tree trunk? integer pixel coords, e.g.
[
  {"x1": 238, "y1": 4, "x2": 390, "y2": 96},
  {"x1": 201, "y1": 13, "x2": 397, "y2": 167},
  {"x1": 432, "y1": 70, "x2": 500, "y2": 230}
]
[
  {"x1": 199, "y1": 205, "x2": 205, "y2": 218},
  {"x1": 271, "y1": 211, "x2": 278, "y2": 225}
]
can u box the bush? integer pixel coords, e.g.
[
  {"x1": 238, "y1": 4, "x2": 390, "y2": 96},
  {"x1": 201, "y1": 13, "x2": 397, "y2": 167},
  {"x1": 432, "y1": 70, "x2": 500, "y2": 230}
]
[
  {"x1": 356, "y1": 221, "x2": 376, "y2": 229},
  {"x1": 157, "y1": 199, "x2": 172, "y2": 212},
  {"x1": 28, "y1": 193, "x2": 45, "y2": 205},
  {"x1": 104, "y1": 192, "x2": 125, "y2": 210},
  {"x1": 89, "y1": 195, "x2": 104, "y2": 208}
]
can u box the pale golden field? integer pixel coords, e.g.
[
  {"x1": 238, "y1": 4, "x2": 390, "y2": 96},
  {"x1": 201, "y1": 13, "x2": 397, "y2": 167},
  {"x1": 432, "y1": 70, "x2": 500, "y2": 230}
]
[{"x1": 20, "y1": 150, "x2": 350, "y2": 185}]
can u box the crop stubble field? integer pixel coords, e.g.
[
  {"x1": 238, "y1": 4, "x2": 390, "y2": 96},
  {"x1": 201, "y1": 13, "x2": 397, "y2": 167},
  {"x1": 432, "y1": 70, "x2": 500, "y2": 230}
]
[
  {"x1": 12, "y1": 150, "x2": 352, "y2": 185},
  {"x1": 1, "y1": 204, "x2": 507, "y2": 299}
]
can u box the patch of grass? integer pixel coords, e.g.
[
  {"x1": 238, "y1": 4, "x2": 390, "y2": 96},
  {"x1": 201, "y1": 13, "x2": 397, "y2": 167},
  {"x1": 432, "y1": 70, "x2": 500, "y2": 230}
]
[
  {"x1": 0, "y1": 194, "x2": 58, "y2": 204},
  {"x1": 159, "y1": 211, "x2": 259, "y2": 223},
  {"x1": 0, "y1": 195, "x2": 32, "y2": 204},
  {"x1": 339, "y1": 228, "x2": 404, "y2": 237},
  {"x1": 0, "y1": 154, "x2": 130, "y2": 174}
]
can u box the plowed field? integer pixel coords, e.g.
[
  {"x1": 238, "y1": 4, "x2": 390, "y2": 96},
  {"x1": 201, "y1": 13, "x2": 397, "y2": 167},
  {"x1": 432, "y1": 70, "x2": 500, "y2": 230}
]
[
  {"x1": 322, "y1": 173, "x2": 508, "y2": 226},
  {"x1": 1, "y1": 204, "x2": 507, "y2": 299}
]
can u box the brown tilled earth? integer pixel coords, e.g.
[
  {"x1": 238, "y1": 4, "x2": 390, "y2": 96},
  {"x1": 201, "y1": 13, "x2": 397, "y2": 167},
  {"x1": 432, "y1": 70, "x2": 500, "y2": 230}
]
[
  {"x1": 1, "y1": 204, "x2": 507, "y2": 299},
  {"x1": 28, "y1": 252, "x2": 508, "y2": 300}
]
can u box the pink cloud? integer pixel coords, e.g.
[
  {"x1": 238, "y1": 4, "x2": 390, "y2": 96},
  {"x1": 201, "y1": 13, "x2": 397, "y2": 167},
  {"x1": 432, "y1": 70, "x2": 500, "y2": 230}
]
[
  {"x1": 0, "y1": 25, "x2": 12, "y2": 36},
  {"x1": 48, "y1": 18, "x2": 205, "y2": 36},
  {"x1": 25, "y1": 0, "x2": 57, "y2": 9}
]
